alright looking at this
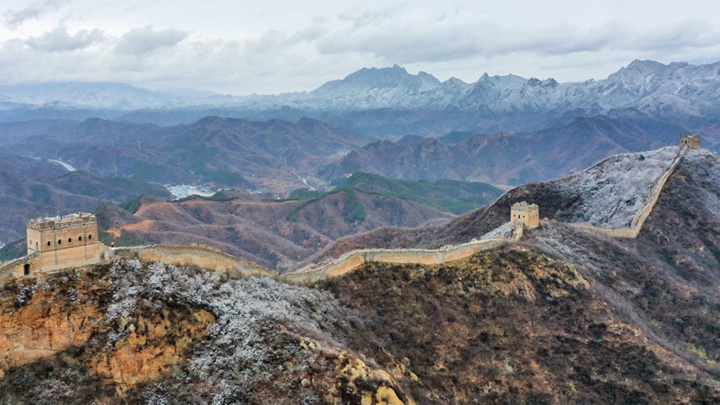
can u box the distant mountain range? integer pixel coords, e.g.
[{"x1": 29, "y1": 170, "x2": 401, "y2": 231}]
[
  {"x1": 321, "y1": 113, "x2": 690, "y2": 185},
  {"x1": 0, "y1": 59, "x2": 718, "y2": 249},
  {"x1": 1, "y1": 60, "x2": 719, "y2": 137},
  {"x1": 0, "y1": 116, "x2": 370, "y2": 194}
]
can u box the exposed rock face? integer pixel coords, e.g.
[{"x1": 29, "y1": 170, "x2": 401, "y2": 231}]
[
  {"x1": 0, "y1": 286, "x2": 97, "y2": 377},
  {"x1": 0, "y1": 267, "x2": 215, "y2": 390},
  {"x1": 91, "y1": 308, "x2": 214, "y2": 390}
]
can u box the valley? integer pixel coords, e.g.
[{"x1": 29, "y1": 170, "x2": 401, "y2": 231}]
[{"x1": 98, "y1": 175, "x2": 502, "y2": 270}]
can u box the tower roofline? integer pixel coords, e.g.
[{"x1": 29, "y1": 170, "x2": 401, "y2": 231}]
[{"x1": 27, "y1": 212, "x2": 97, "y2": 231}]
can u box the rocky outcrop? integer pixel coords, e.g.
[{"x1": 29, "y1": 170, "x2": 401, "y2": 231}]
[
  {"x1": 0, "y1": 286, "x2": 97, "y2": 378},
  {"x1": 0, "y1": 260, "x2": 418, "y2": 403},
  {"x1": 91, "y1": 308, "x2": 214, "y2": 390},
  {"x1": 0, "y1": 266, "x2": 215, "y2": 391}
]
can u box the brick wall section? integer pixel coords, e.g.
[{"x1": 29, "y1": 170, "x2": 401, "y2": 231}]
[
  {"x1": 107, "y1": 245, "x2": 272, "y2": 278},
  {"x1": 281, "y1": 239, "x2": 508, "y2": 284}
]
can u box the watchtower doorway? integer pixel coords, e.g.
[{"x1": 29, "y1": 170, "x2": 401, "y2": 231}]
[{"x1": 23, "y1": 263, "x2": 30, "y2": 276}]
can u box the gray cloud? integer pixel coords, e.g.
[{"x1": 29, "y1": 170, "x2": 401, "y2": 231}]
[
  {"x1": 338, "y1": 4, "x2": 406, "y2": 29},
  {"x1": 114, "y1": 26, "x2": 188, "y2": 55},
  {"x1": 630, "y1": 20, "x2": 720, "y2": 52},
  {"x1": 315, "y1": 14, "x2": 720, "y2": 67},
  {"x1": 26, "y1": 26, "x2": 105, "y2": 52},
  {"x1": 3, "y1": 0, "x2": 72, "y2": 29}
]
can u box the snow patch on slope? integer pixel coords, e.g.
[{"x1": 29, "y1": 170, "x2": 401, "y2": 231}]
[
  {"x1": 552, "y1": 147, "x2": 678, "y2": 228},
  {"x1": 105, "y1": 259, "x2": 355, "y2": 385},
  {"x1": 684, "y1": 149, "x2": 720, "y2": 220},
  {"x1": 481, "y1": 222, "x2": 513, "y2": 240}
]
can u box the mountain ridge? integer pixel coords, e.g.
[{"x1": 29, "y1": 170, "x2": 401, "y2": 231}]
[{"x1": 2, "y1": 60, "x2": 719, "y2": 119}]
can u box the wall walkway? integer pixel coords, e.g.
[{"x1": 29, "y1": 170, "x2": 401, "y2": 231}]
[
  {"x1": 280, "y1": 238, "x2": 508, "y2": 284},
  {"x1": 106, "y1": 244, "x2": 272, "y2": 278}
]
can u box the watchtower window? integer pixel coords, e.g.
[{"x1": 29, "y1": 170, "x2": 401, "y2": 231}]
[
  {"x1": 47, "y1": 241, "x2": 51, "y2": 246},
  {"x1": 88, "y1": 235, "x2": 92, "y2": 240},
  {"x1": 68, "y1": 238, "x2": 72, "y2": 243},
  {"x1": 23, "y1": 264, "x2": 30, "y2": 276},
  {"x1": 58, "y1": 239, "x2": 62, "y2": 245},
  {"x1": 79, "y1": 236, "x2": 82, "y2": 241}
]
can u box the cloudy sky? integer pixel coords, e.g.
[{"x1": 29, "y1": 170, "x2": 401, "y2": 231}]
[{"x1": 1, "y1": 0, "x2": 719, "y2": 95}]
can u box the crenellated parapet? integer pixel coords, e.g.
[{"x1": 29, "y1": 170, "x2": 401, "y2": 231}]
[
  {"x1": 27, "y1": 212, "x2": 97, "y2": 231},
  {"x1": 511, "y1": 201, "x2": 539, "y2": 231}
]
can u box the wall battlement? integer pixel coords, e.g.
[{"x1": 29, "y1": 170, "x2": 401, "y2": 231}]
[
  {"x1": 107, "y1": 244, "x2": 272, "y2": 278},
  {"x1": 280, "y1": 238, "x2": 508, "y2": 284},
  {"x1": 27, "y1": 212, "x2": 97, "y2": 231},
  {"x1": 511, "y1": 201, "x2": 539, "y2": 234}
]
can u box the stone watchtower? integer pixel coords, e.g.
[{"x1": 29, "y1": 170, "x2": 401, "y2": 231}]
[
  {"x1": 680, "y1": 134, "x2": 701, "y2": 149},
  {"x1": 25, "y1": 212, "x2": 101, "y2": 275},
  {"x1": 511, "y1": 201, "x2": 539, "y2": 230}
]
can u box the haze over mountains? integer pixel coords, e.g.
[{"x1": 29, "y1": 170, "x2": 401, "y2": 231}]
[{"x1": 1, "y1": 60, "x2": 719, "y2": 138}]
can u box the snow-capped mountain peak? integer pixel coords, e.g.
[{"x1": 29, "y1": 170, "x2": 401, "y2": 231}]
[{"x1": 1, "y1": 60, "x2": 719, "y2": 120}]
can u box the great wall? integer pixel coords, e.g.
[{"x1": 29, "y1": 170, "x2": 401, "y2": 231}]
[
  {"x1": 0, "y1": 135, "x2": 701, "y2": 285},
  {"x1": 280, "y1": 140, "x2": 695, "y2": 283},
  {"x1": 280, "y1": 239, "x2": 508, "y2": 283},
  {"x1": 108, "y1": 244, "x2": 272, "y2": 278}
]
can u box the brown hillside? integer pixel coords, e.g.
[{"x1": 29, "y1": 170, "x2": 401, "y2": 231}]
[
  {"x1": 318, "y1": 247, "x2": 719, "y2": 404},
  {"x1": 0, "y1": 261, "x2": 413, "y2": 404},
  {"x1": 109, "y1": 190, "x2": 453, "y2": 270}
]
